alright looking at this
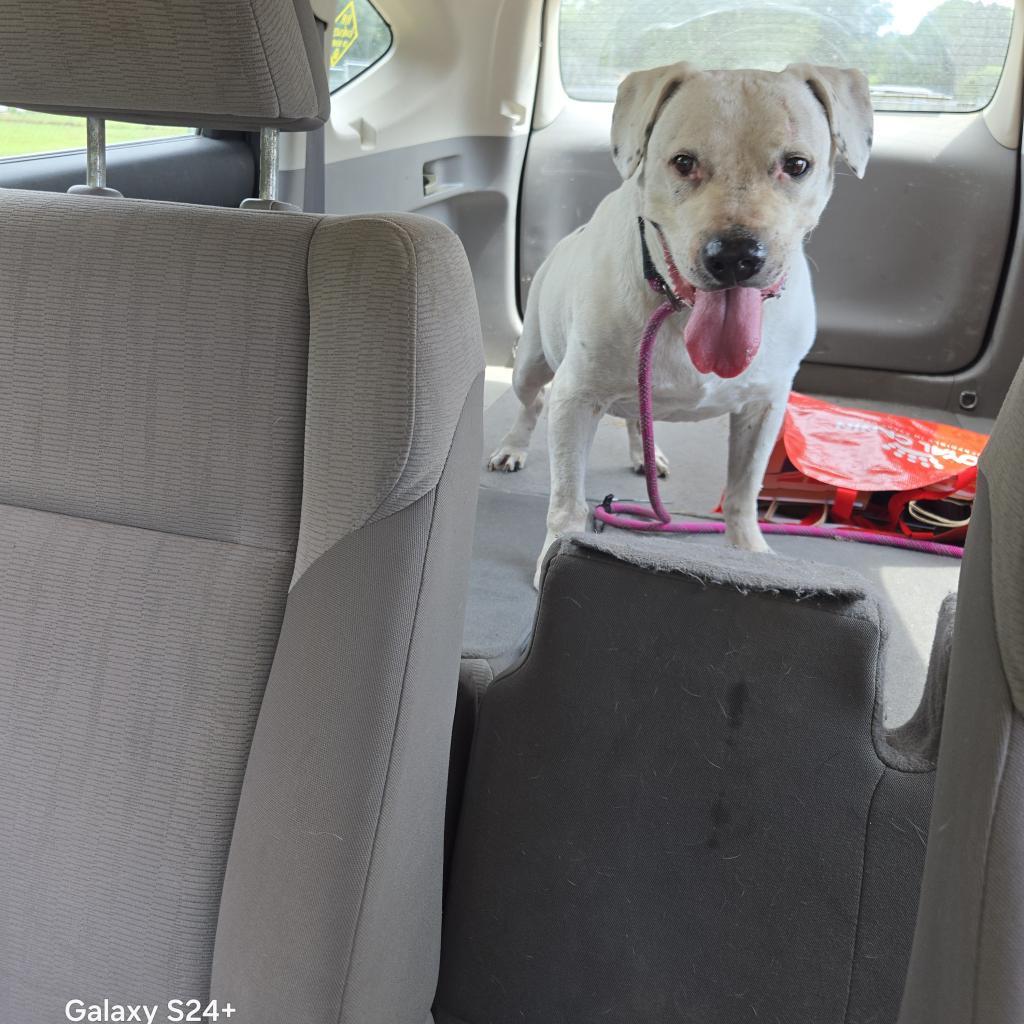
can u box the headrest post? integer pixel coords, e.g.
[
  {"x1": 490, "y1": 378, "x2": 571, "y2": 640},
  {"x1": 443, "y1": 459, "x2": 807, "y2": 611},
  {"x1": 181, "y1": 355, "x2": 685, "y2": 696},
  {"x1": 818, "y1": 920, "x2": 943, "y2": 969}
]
[
  {"x1": 240, "y1": 127, "x2": 299, "y2": 211},
  {"x1": 258, "y1": 128, "x2": 281, "y2": 202},
  {"x1": 86, "y1": 116, "x2": 107, "y2": 189},
  {"x1": 67, "y1": 116, "x2": 122, "y2": 198}
]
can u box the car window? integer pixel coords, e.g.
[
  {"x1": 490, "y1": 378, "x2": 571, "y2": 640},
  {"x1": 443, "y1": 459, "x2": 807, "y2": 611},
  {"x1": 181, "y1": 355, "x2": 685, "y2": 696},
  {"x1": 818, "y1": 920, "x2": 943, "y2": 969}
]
[
  {"x1": 329, "y1": 0, "x2": 393, "y2": 92},
  {"x1": 559, "y1": 0, "x2": 1015, "y2": 113},
  {"x1": 0, "y1": 108, "x2": 190, "y2": 159}
]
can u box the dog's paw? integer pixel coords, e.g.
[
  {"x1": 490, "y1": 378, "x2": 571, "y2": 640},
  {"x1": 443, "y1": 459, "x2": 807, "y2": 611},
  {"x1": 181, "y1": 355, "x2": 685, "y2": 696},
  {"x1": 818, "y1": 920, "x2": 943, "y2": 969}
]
[
  {"x1": 725, "y1": 524, "x2": 773, "y2": 554},
  {"x1": 631, "y1": 448, "x2": 670, "y2": 478},
  {"x1": 487, "y1": 446, "x2": 529, "y2": 473}
]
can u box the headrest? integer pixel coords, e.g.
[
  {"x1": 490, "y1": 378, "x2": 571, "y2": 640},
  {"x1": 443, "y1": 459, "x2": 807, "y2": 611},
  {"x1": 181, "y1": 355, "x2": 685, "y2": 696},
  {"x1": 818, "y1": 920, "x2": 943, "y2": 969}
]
[{"x1": 0, "y1": 0, "x2": 329, "y2": 132}]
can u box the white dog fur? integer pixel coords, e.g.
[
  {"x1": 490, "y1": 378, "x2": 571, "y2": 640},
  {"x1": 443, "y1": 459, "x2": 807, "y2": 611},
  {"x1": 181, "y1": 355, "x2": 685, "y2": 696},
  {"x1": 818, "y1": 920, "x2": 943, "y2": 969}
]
[{"x1": 489, "y1": 63, "x2": 873, "y2": 585}]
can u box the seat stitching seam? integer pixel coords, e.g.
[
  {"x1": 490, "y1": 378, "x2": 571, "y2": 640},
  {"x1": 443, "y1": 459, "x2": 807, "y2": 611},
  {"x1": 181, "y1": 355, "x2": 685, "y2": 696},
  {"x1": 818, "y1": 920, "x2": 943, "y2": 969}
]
[
  {"x1": 333, "y1": 480, "x2": 439, "y2": 1024},
  {"x1": 361, "y1": 217, "x2": 422, "y2": 525},
  {"x1": 292, "y1": 215, "x2": 408, "y2": 584},
  {"x1": 291, "y1": 0, "x2": 324, "y2": 116},
  {"x1": 297, "y1": 218, "x2": 418, "y2": 576},
  {"x1": 357, "y1": 215, "x2": 482, "y2": 530},
  {"x1": 333, "y1": 387, "x2": 472, "y2": 1024},
  {"x1": 246, "y1": 0, "x2": 284, "y2": 118},
  {"x1": 969, "y1": 736, "x2": 1012, "y2": 1024},
  {"x1": 841, "y1": 768, "x2": 885, "y2": 1023},
  {"x1": 0, "y1": 501, "x2": 296, "y2": 555},
  {"x1": 968, "y1": 485, "x2": 1017, "y2": 1024}
]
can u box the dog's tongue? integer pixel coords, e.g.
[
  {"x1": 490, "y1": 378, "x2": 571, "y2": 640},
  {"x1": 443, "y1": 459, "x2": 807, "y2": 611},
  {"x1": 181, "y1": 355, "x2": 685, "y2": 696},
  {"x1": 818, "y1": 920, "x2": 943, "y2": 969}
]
[{"x1": 683, "y1": 286, "x2": 764, "y2": 378}]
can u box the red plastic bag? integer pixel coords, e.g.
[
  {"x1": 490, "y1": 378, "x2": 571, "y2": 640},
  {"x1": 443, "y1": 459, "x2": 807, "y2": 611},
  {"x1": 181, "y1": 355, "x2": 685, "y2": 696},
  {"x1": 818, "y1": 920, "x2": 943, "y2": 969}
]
[{"x1": 760, "y1": 393, "x2": 988, "y2": 543}]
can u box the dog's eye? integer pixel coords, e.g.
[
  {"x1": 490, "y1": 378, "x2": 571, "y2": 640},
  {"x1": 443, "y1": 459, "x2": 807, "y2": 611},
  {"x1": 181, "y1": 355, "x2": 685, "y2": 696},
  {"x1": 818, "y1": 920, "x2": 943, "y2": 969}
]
[
  {"x1": 782, "y1": 156, "x2": 811, "y2": 178},
  {"x1": 671, "y1": 154, "x2": 698, "y2": 177}
]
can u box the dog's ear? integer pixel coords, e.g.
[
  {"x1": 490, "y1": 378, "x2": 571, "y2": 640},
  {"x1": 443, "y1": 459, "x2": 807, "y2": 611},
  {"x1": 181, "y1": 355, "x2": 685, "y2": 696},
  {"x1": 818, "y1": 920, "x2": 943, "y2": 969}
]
[
  {"x1": 786, "y1": 64, "x2": 873, "y2": 178},
  {"x1": 611, "y1": 62, "x2": 698, "y2": 180}
]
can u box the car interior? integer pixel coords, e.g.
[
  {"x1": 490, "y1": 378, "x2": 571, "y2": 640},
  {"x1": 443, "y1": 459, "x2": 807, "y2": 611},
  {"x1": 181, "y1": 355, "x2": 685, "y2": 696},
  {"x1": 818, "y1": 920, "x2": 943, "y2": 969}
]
[{"x1": 0, "y1": 1, "x2": 1021, "y2": 1023}]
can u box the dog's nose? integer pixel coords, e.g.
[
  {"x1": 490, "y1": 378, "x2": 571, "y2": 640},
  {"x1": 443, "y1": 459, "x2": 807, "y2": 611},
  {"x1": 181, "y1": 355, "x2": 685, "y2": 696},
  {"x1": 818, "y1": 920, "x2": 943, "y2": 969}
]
[{"x1": 701, "y1": 234, "x2": 766, "y2": 285}]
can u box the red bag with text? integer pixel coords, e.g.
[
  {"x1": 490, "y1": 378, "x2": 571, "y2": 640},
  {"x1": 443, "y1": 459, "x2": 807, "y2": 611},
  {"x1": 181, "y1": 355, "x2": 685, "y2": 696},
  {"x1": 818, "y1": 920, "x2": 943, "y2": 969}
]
[{"x1": 759, "y1": 393, "x2": 988, "y2": 544}]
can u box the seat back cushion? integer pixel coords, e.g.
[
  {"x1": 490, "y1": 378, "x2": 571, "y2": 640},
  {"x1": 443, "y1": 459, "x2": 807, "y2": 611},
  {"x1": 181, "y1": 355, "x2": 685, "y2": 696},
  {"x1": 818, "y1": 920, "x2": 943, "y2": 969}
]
[
  {"x1": 0, "y1": 188, "x2": 315, "y2": 1017},
  {"x1": 0, "y1": 189, "x2": 484, "y2": 1024},
  {"x1": 438, "y1": 535, "x2": 935, "y2": 1024},
  {"x1": 897, "y1": 360, "x2": 1024, "y2": 1024}
]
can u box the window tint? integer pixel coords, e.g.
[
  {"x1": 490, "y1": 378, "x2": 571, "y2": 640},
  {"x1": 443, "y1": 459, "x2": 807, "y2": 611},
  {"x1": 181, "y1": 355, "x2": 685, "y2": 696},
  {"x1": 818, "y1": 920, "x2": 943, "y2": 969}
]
[
  {"x1": 329, "y1": 0, "x2": 393, "y2": 92},
  {"x1": 0, "y1": 108, "x2": 190, "y2": 159},
  {"x1": 559, "y1": 0, "x2": 1015, "y2": 113}
]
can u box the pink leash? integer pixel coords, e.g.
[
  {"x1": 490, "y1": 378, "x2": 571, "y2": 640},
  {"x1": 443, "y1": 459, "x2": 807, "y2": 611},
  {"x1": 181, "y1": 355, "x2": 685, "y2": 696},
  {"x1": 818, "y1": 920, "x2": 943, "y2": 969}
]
[{"x1": 591, "y1": 296, "x2": 965, "y2": 561}]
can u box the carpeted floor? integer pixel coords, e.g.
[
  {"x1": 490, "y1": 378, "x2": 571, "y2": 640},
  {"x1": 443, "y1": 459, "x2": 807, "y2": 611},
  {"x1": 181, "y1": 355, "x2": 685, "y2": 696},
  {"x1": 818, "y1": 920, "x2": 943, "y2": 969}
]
[{"x1": 463, "y1": 377, "x2": 989, "y2": 727}]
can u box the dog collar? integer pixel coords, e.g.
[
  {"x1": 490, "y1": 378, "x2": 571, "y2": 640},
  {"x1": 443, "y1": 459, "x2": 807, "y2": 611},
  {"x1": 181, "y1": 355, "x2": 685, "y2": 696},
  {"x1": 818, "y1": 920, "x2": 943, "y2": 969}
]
[{"x1": 637, "y1": 217, "x2": 784, "y2": 308}]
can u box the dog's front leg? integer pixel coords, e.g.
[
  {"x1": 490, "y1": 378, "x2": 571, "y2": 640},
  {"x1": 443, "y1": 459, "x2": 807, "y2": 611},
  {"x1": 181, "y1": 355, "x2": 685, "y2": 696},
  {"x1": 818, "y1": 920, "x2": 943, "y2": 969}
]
[
  {"x1": 723, "y1": 397, "x2": 788, "y2": 553},
  {"x1": 535, "y1": 373, "x2": 605, "y2": 588}
]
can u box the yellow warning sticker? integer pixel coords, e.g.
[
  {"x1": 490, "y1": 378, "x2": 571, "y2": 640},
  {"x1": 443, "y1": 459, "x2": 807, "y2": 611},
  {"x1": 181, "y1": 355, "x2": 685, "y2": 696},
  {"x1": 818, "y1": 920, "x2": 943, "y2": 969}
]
[{"x1": 331, "y1": 1, "x2": 359, "y2": 68}]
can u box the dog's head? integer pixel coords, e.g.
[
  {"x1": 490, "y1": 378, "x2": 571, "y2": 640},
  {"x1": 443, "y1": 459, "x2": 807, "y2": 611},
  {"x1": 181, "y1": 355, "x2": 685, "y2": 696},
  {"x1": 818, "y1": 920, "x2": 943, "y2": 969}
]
[
  {"x1": 614, "y1": 62, "x2": 872, "y2": 290},
  {"x1": 612, "y1": 63, "x2": 871, "y2": 376}
]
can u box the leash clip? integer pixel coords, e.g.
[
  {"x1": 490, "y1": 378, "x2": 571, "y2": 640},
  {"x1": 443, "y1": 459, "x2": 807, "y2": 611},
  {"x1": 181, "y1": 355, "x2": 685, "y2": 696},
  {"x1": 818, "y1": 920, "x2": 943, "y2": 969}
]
[
  {"x1": 648, "y1": 274, "x2": 684, "y2": 311},
  {"x1": 593, "y1": 494, "x2": 616, "y2": 533}
]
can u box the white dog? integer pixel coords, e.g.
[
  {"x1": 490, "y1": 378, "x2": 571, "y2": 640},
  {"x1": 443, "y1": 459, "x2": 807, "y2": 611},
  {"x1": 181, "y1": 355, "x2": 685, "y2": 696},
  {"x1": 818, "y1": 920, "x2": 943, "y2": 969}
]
[{"x1": 489, "y1": 63, "x2": 872, "y2": 585}]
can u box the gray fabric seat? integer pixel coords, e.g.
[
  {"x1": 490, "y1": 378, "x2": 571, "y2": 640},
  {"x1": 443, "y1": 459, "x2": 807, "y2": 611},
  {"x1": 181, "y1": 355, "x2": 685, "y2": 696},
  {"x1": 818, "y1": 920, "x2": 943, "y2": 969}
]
[
  {"x1": 897, "y1": 359, "x2": 1024, "y2": 1024},
  {"x1": 438, "y1": 534, "x2": 943, "y2": 1024},
  {"x1": 0, "y1": 6, "x2": 484, "y2": 1024}
]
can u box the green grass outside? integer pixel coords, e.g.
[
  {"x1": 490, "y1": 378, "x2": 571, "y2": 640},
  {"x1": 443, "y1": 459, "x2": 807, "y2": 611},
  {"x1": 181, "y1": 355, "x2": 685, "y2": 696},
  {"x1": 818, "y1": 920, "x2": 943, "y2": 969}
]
[{"x1": 0, "y1": 109, "x2": 190, "y2": 158}]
